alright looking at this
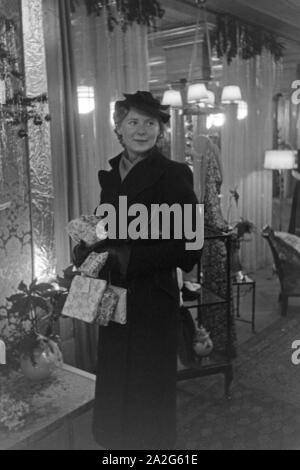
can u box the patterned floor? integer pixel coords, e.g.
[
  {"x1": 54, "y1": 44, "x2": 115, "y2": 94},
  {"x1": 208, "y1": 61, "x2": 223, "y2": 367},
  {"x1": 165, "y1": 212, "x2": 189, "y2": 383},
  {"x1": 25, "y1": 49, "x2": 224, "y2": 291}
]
[
  {"x1": 176, "y1": 305, "x2": 300, "y2": 450},
  {"x1": 12, "y1": 267, "x2": 295, "y2": 450}
]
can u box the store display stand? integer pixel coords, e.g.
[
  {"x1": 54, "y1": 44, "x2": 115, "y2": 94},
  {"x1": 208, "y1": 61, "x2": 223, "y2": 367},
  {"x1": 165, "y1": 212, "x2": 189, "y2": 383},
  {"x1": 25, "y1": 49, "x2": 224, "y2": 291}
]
[
  {"x1": 233, "y1": 278, "x2": 256, "y2": 333},
  {"x1": 177, "y1": 229, "x2": 233, "y2": 399}
]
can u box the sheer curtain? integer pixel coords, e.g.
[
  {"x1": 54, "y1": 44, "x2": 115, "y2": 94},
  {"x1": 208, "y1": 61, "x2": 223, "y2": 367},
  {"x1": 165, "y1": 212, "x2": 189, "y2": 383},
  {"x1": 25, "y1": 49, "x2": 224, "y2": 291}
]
[
  {"x1": 220, "y1": 52, "x2": 282, "y2": 271},
  {"x1": 72, "y1": 3, "x2": 149, "y2": 212},
  {"x1": 43, "y1": 0, "x2": 149, "y2": 371}
]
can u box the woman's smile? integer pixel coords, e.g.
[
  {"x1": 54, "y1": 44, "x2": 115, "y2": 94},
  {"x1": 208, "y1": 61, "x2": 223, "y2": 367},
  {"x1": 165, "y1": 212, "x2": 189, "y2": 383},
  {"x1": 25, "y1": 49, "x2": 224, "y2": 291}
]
[{"x1": 118, "y1": 108, "x2": 160, "y2": 160}]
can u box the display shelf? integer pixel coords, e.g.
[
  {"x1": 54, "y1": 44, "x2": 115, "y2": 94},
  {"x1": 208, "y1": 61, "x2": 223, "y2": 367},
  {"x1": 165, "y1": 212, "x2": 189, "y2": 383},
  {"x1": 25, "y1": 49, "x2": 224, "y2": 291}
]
[
  {"x1": 184, "y1": 286, "x2": 228, "y2": 308},
  {"x1": 176, "y1": 229, "x2": 233, "y2": 399},
  {"x1": 0, "y1": 364, "x2": 96, "y2": 450}
]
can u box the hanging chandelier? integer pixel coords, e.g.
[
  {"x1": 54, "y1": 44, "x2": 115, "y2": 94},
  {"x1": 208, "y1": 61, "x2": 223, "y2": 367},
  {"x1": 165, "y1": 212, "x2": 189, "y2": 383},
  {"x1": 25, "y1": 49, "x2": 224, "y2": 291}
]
[{"x1": 162, "y1": 0, "x2": 245, "y2": 118}]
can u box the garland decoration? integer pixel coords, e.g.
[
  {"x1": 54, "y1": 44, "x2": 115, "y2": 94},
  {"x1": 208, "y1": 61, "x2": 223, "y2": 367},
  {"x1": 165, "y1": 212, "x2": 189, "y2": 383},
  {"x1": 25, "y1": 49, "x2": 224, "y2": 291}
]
[
  {"x1": 0, "y1": 16, "x2": 21, "y2": 80},
  {"x1": 211, "y1": 14, "x2": 285, "y2": 64},
  {"x1": 70, "y1": 0, "x2": 165, "y2": 32},
  {"x1": 0, "y1": 16, "x2": 50, "y2": 139},
  {"x1": 4, "y1": 92, "x2": 50, "y2": 130}
]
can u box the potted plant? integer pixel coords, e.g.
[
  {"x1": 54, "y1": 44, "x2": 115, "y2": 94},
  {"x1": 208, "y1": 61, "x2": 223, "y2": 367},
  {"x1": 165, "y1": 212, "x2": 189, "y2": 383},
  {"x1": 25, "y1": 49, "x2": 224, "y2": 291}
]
[
  {"x1": 231, "y1": 217, "x2": 256, "y2": 244},
  {"x1": 3, "y1": 278, "x2": 67, "y2": 381}
]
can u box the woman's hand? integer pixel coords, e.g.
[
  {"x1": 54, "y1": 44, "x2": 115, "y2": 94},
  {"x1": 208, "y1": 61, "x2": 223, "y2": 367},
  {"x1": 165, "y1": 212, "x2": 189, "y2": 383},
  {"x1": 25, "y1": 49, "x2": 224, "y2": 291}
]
[
  {"x1": 72, "y1": 239, "x2": 131, "y2": 281},
  {"x1": 72, "y1": 239, "x2": 107, "y2": 267}
]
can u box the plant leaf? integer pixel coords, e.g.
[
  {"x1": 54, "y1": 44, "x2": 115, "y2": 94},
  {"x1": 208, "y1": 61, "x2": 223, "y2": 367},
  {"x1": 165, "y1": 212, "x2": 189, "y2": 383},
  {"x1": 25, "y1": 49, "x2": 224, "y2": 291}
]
[
  {"x1": 7, "y1": 298, "x2": 31, "y2": 317},
  {"x1": 29, "y1": 278, "x2": 38, "y2": 290},
  {"x1": 42, "y1": 290, "x2": 60, "y2": 298},
  {"x1": 32, "y1": 282, "x2": 54, "y2": 294},
  {"x1": 18, "y1": 281, "x2": 28, "y2": 293},
  {"x1": 6, "y1": 293, "x2": 26, "y2": 303},
  {"x1": 30, "y1": 296, "x2": 49, "y2": 313},
  {"x1": 52, "y1": 294, "x2": 68, "y2": 318}
]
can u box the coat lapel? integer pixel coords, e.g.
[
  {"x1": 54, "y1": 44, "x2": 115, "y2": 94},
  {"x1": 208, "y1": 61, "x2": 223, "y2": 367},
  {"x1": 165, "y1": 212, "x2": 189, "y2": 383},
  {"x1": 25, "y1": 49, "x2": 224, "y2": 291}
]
[
  {"x1": 98, "y1": 148, "x2": 168, "y2": 205},
  {"x1": 98, "y1": 154, "x2": 122, "y2": 205},
  {"x1": 120, "y1": 148, "x2": 167, "y2": 203}
]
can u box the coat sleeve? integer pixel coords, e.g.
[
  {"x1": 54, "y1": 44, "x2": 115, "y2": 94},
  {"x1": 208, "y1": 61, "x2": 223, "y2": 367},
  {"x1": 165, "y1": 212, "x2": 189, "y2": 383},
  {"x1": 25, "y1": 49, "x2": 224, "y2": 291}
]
[
  {"x1": 126, "y1": 163, "x2": 202, "y2": 280},
  {"x1": 126, "y1": 240, "x2": 200, "y2": 280}
]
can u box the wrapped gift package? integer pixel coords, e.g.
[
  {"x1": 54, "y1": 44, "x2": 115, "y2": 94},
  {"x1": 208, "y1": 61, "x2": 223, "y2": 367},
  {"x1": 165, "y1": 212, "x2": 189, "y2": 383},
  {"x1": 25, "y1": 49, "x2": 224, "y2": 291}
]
[
  {"x1": 95, "y1": 286, "x2": 119, "y2": 326},
  {"x1": 62, "y1": 274, "x2": 127, "y2": 326},
  {"x1": 79, "y1": 251, "x2": 109, "y2": 278},
  {"x1": 67, "y1": 215, "x2": 107, "y2": 246},
  {"x1": 109, "y1": 285, "x2": 127, "y2": 325},
  {"x1": 62, "y1": 275, "x2": 107, "y2": 323}
]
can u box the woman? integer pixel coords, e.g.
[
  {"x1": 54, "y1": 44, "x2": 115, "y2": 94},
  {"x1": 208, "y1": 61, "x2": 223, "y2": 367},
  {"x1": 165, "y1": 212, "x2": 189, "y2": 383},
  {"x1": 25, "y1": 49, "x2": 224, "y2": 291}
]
[{"x1": 73, "y1": 91, "x2": 201, "y2": 450}]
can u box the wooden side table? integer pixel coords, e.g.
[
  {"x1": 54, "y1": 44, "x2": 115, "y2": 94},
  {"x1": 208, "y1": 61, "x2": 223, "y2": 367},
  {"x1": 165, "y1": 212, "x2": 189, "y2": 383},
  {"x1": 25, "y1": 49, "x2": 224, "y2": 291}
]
[
  {"x1": 232, "y1": 278, "x2": 256, "y2": 333},
  {"x1": 0, "y1": 364, "x2": 96, "y2": 450}
]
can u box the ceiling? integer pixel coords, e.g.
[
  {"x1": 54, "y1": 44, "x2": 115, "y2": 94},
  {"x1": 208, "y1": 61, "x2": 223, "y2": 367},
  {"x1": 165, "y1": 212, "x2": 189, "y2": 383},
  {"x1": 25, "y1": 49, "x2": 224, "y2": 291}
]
[
  {"x1": 149, "y1": 0, "x2": 300, "y2": 93},
  {"x1": 159, "y1": 0, "x2": 300, "y2": 43}
]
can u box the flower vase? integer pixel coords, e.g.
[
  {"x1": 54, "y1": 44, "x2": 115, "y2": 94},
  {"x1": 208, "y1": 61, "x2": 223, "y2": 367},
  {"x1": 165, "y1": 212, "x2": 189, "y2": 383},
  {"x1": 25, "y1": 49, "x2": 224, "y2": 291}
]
[
  {"x1": 193, "y1": 326, "x2": 213, "y2": 357},
  {"x1": 20, "y1": 335, "x2": 63, "y2": 382}
]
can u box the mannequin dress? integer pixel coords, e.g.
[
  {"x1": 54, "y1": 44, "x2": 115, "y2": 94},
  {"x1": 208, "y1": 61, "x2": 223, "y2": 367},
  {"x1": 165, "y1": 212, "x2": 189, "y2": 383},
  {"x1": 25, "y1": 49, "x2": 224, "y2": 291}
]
[{"x1": 194, "y1": 135, "x2": 237, "y2": 358}]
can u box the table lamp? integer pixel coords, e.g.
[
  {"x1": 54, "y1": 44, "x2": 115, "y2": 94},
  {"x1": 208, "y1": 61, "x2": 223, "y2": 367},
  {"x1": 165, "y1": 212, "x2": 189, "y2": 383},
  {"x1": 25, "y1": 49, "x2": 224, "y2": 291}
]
[{"x1": 264, "y1": 149, "x2": 296, "y2": 231}]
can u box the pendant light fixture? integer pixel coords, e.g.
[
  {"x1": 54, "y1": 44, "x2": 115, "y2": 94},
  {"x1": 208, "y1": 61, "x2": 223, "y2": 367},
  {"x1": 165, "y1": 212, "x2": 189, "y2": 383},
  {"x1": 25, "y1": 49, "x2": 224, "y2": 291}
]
[
  {"x1": 162, "y1": 0, "x2": 244, "y2": 117},
  {"x1": 221, "y1": 85, "x2": 242, "y2": 104},
  {"x1": 162, "y1": 88, "x2": 183, "y2": 108}
]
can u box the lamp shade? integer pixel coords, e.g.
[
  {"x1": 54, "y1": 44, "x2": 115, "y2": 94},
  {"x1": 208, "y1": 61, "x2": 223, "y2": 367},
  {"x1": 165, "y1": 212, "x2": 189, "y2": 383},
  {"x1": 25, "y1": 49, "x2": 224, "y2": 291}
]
[
  {"x1": 187, "y1": 83, "x2": 208, "y2": 103},
  {"x1": 221, "y1": 85, "x2": 242, "y2": 103},
  {"x1": 162, "y1": 89, "x2": 183, "y2": 107},
  {"x1": 264, "y1": 150, "x2": 296, "y2": 170}
]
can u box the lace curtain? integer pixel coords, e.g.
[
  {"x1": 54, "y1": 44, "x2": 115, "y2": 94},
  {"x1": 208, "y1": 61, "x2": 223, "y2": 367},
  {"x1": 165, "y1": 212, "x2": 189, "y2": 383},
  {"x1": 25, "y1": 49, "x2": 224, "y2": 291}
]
[
  {"x1": 71, "y1": 3, "x2": 149, "y2": 212},
  {"x1": 220, "y1": 51, "x2": 282, "y2": 271}
]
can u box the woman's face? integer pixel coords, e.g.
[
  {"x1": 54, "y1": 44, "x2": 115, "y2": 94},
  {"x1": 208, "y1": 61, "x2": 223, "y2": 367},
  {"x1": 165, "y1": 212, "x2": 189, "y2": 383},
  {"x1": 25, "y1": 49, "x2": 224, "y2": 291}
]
[{"x1": 117, "y1": 108, "x2": 160, "y2": 158}]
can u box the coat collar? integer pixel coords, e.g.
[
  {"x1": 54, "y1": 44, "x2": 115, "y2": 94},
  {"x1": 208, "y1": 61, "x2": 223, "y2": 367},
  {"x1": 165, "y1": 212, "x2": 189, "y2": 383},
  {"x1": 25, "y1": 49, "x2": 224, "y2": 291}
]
[
  {"x1": 109, "y1": 152, "x2": 123, "y2": 170},
  {"x1": 121, "y1": 148, "x2": 167, "y2": 203},
  {"x1": 99, "y1": 147, "x2": 169, "y2": 203}
]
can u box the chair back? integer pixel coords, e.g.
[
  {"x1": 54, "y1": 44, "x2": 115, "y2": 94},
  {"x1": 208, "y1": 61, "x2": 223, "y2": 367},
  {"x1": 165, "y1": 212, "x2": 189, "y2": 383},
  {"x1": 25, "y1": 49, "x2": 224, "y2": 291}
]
[{"x1": 262, "y1": 225, "x2": 300, "y2": 296}]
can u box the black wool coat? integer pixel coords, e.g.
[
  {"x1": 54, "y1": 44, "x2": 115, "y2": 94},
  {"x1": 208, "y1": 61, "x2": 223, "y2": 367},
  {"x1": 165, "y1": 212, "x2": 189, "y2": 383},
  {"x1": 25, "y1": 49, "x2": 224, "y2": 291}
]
[{"x1": 92, "y1": 147, "x2": 201, "y2": 450}]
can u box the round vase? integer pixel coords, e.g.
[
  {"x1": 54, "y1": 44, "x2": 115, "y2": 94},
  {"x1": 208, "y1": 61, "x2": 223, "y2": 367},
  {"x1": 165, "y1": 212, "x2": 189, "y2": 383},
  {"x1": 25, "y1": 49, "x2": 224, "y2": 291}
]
[
  {"x1": 193, "y1": 326, "x2": 214, "y2": 357},
  {"x1": 20, "y1": 340, "x2": 63, "y2": 382}
]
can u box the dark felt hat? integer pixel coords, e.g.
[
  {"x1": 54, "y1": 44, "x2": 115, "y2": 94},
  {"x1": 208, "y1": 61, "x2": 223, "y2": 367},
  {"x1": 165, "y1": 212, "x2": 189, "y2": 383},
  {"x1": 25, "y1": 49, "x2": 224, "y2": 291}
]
[{"x1": 120, "y1": 90, "x2": 170, "y2": 124}]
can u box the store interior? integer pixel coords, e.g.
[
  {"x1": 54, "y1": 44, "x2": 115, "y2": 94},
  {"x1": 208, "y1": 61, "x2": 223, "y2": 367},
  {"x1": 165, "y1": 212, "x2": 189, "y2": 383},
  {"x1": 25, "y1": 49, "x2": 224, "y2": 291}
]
[{"x1": 1, "y1": 0, "x2": 300, "y2": 450}]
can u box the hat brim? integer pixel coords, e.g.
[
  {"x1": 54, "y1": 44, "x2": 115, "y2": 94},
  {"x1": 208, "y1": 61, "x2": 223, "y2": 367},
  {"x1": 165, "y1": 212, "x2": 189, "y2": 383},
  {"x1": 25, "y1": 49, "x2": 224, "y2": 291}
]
[{"x1": 123, "y1": 93, "x2": 170, "y2": 124}]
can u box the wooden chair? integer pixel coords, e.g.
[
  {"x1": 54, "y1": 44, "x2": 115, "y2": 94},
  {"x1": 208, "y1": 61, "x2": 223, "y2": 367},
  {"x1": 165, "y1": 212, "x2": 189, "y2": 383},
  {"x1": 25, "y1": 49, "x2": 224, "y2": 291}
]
[{"x1": 262, "y1": 226, "x2": 300, "y2": 316}]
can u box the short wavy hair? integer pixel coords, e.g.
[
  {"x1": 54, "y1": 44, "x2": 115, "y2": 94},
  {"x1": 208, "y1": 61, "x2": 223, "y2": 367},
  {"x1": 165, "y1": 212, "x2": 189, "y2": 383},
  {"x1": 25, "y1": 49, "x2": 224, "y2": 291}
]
[
  {"x1": 113, "y1": 100, "x2": 166, "y2": 146},
  {"x1": 113, "y1": 101, "x2": 130, "y2": 128}
]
